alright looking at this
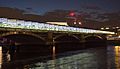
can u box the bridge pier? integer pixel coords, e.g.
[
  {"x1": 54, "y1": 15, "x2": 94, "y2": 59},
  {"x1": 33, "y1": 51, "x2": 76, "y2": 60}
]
[
  {"x1": 46, "y1": 32, "x2": 54, "y2": 45},
  {"x1": 46, "y1": 32, "x2": 56, "y2": 67},
  {"x1": 79, "y1": 34, "x2": 85, "y2": 43}
]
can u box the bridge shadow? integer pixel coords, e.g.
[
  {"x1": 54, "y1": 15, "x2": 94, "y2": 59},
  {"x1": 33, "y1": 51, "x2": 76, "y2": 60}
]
[
  {"x1": 54, "y1": 35, "x2": 107, "y2": 53},
  {"x1": 1, "y1": 34, "x2": 50, "y2": 61},
  {"x1": 54, "y1": 35, "x2": 85, "y2": 53},
  {"x1": 85, "y1": 36, "x2": 107, "y2": 48}
]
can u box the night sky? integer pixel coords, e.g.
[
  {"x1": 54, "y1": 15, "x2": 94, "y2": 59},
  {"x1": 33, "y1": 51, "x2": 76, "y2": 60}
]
[{"x1": 0, "y1": 0, "x2": 120, "y2": 15}]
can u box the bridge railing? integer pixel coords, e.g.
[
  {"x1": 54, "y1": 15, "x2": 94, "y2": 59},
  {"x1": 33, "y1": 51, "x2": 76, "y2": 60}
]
[{"x1": 0, "y1": 18, "x2": 115, "y2": 34}]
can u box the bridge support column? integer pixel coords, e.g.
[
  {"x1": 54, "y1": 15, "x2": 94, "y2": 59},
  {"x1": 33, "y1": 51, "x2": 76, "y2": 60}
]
[
  {"x1": 9, "y1": 44, "x2": 16, "y2": 61},
  {"x1": 80, "y1": 34, "x2": 85, "y2": 43},
  {"x1": 101, "y1": 34, "x2": 107, "y2": 45},
  {"x1": 46, "y1": 32, "x2": 54, "y2": 45},
  {"x1": 47, "y1": 32, "x2": 56, "y2": 67}
]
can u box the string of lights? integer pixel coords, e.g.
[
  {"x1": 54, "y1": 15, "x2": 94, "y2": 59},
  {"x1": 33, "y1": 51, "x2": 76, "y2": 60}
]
[{"x1": 0, "y1": 18, "x2": 114, "y2": 34}]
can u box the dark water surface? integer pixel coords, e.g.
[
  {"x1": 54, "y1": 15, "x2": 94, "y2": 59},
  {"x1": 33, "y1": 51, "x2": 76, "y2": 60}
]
[{"x1": 1, "y1": 44, "x2": 120, "y2": 69}]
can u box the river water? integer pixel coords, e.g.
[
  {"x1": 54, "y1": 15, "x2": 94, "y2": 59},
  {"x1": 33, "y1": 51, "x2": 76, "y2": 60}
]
[
  {"x1": 27, "y1": 45, "x2": 119, "y2": 69},
  {"x1": 1, "y1": 44, "x2": 120, "y2": 69}
]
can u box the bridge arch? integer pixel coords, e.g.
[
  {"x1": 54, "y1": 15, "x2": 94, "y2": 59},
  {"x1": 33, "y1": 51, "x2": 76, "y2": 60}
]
[
  {"x1": 54, "y1": 34, "x2": 83, "y2": 53},
  {"x1": 84, "y1": 35, "x2": 106, "y2": 46},
  {"x1": 54, "y1": 34, "x2": 80, "y2": 41},
  {"x1": 84, "y1": 35, "x2": 103, "y2": 40},
  {"x1": 0, "y1": 31, "x2": 46, "y2": 42},
  {"x1": 0, "y1": 32, "x2": 52, "y2": 61}
]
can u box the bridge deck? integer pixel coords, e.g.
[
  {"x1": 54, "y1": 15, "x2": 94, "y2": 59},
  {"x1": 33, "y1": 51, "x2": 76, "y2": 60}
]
[{"x1": 0, "y1": 18, "x2": 114, "y2": 34}]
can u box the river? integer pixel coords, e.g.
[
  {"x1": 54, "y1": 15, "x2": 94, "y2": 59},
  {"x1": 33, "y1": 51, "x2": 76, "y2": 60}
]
[{"x1": 1, "y1": 44, "x2": 120, "y2": 69}]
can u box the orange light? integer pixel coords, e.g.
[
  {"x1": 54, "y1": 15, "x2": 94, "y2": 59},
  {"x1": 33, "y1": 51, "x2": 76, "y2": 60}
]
[
  {"x1": 115, "y1": 46, "x2": 120, "y2": 68},
  {"x1": 0, "y1": 46, "x2": 2, "y2": 66}
]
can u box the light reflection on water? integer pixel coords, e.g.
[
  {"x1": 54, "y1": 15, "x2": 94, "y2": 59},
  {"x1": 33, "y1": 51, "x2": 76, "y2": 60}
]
[
  {"x1": 1, "y1": 45, "x2": 120, "y2": 69},
  {"x1": 29, "y1": 47, "x2": 107, "y2": 69},
  {"x1": 0, "y1": 47, "x2": 2, "y2": 69},
  {"x1": 106, "y1": 45, "x2": 120, "y2": 69},
  {"x1": 114, "y1": 46, "x2": 120, "y2": 69},
  {"x1": 28, "y1": 46, "x2": 120, "y2": 69}
]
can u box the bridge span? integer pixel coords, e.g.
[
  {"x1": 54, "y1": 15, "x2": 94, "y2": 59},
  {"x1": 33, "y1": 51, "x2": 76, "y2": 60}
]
[
  {"x1": 0, "y1": 18, "x2": 115, "y2": 65},
  {"x1": 0, "y1": 17, "x2": 115, "y2": 45},
  {"x1": 0, "y1": 18, "x2": 114, "y2": 34}
]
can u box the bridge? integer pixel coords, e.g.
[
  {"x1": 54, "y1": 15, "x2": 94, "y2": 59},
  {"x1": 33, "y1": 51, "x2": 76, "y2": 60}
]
[
  {"x1": 0, "y1": 17, "x2": 114, "y2": 43},
  {"x1": 0, "y1": 18, "x2": 115, "y2": 65}
]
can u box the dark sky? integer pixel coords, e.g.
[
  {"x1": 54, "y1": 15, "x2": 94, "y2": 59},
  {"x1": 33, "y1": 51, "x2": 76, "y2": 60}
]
[{"x1": 0, "y1": 0, "x2": 120, "y2": 15}]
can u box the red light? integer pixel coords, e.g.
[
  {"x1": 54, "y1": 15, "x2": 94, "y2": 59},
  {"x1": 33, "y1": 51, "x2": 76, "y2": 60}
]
[{"x1": 69, "y1": 12, "x2": 75, "y2": 16}]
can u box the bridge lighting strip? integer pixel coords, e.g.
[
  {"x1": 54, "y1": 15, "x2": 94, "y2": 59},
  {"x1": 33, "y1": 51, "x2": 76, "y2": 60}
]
[{"x1": 0, "y1": 18, "x2": 115, "y2": 34}]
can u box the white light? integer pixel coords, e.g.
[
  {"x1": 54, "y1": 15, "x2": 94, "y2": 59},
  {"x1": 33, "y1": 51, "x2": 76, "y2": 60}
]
[
  {"x1": 79, "y1": 22, "x2": 82, "y2": 25},
  {"x1": 101, "y1": 28, "x2": 104, "y2": 30},
  {"x1": 46, "y1": 22, "x2": 68, "y2": 26},
  {"x1": 74, "y1": 22, "x2": 76, "y2": 24},
  {"x1": 0, "y1": 18, "x2": 115, "y2": 34},
  {"x1": 116, "y1": 27, "x2": 119, "y2": 28},
  {"x1": 118, "y1": 35, "x2": 120, "y2": 38},
  {"x1": 105, "y1": 27, "x2": 109, "y2": 29}
]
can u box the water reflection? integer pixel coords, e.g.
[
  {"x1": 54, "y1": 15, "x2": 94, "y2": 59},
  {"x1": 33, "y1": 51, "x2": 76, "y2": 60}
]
[
  {"x1": 0, "y1": 47, "x2": 2, "y2": 69},
  {"x1": 115, "y1": 46, "x2": 120, "y2": 69},
  {"x1": 1, "y1": 45, "x2": 120, "y2": 69},
  {"x1": 52, "y1": 46, "x2": 56, "y2": 69},
  {"x1": 28, "y1": 47, "x2": 107, "y2": 69}
]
